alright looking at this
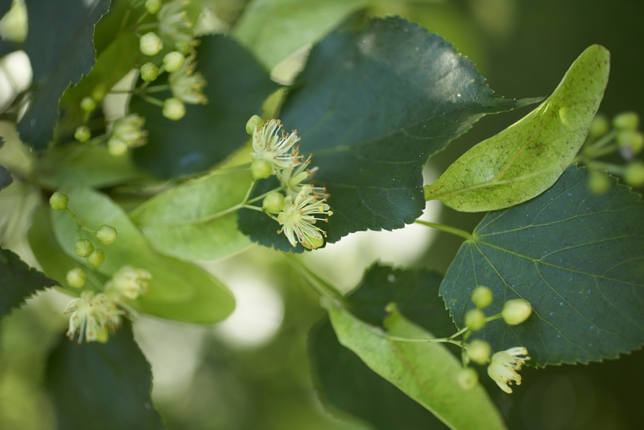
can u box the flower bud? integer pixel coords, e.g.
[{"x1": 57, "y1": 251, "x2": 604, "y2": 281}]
[
  {"x1": 467, "y1": 339, "x2": 492, "y2": 365},
  {"x1": 613, "y1": 111, "x2": 639, "y2": 131},
  {"x1": 262, "y1": 191, "x2": 285, "y2": 213},
  {"x1": 588, "y1": 113, "x2": 609, "y2": 139},
  {"x1": 145, "y1": 0, "x2": 162, "y2": 14},
  {"x1": 617, "y1": 130, "x2": 644, "y2": 160},
  {"x1": 587, "y1": 169, "x2": 610, "y2": 194},
  {"x1": 96, "y1": 225, "x2": 117, "y2": 245},
  {"x1": 471, "y1": 286, "x2": 493, "y2": 309},
  {"x1": 74, "y1": 126, "x2": 91, "y2": 142},
  {"x1": 251, "y1": 159, "x2": 273, "y2": 180},
  {"x1": 80, "y1": 96, "x2": 96, "y2": 112},
  {"x1": 464, "y1": 308, "x2": 486, "y2": 331},
  {"x1": 74, "y1": 239, "x2": 94, "y2": 258},
  {"x1": 49, "y1": 192, "x2": 69, "y2": 211},
  {"x1": 66, "y1": 268, "x2": 86, "y2": 288},
  {"x1": 140, "y1": 62, "x2": 159, "y2": 82},
  {"x1": 502, "y1": 299, "x2": 532, "y2": 325},
  {"x1": 163, "y1": 51, "x2": 185, "y2": 73},
  {"x1": 91, "y1": 84, "x2": 106, "y2": 102},
  {"x1": 107, "y1": 137, "x2": 128, "y2": 156},
  {"x1": 140, "y1": 32, "x2": 163, "y2": 56},
  {"x1": 88, "y1": 249, "x2": 105, "y2": 267},
  {"x1": 175, "y1": 40, "x2": 191, "y2": 55},
  {"x1": 246, "y1": 115, "x2": 265, "y2": 135},
  {"x1": 457, "y1": 368, "x2": 479, "y2": 391},
  {"x1": 624, "y1": 161, "x2": 644, "y2": 187},
  {"x1": 162, "y1": 97, "x2": 186, "y2": 120}
]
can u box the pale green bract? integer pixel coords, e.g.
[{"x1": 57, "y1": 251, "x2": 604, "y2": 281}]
[{"x1": 425, "y1": 45, "x2": 610, "y2": 212}]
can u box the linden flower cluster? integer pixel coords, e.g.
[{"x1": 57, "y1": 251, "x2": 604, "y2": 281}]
[
  {"x1": 247, "y1": 116, "x2": 333, "y2": 249},
  {"x1": 457, "y1": 286, "x2": 534, "y2": 394},
  {"x1": 63, "y1": 266, "x2": 152, "y2": 343}
]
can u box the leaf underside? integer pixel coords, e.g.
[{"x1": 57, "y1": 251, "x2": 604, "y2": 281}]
[
  {"x1": 440, "y1": 165, "x2": 644, "y2": 366},
  {"x1": 238, "y1": 16, "x2": 533, "y2": 252}
]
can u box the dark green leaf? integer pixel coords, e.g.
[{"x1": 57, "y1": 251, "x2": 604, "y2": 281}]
[
  {"x1": 130, "y1": 35, "x2": 279, "y2": 178},
  {"x1": 18, "y1": 0, "x2": 111, "y2": 149},
  {"x1": 440, "y1": 165, "x2": 644, "y2": 366},
  {"x1": 0, "y1": 246, "x2": 59, "y2": 319},
  {"x1": 309, "y1": 264, "x2": 455, "y2": 430},
  {"x1": 238, "y1": 16, "x2": 535, "y2": 251},
  {"x1": 45, "y1": 320, "x2": 165, "y2": 430},
  {"x1": 0, "y1": 0, "x2": 12, "y2": 18}
]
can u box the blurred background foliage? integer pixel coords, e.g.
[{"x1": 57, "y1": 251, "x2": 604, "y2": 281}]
[{"x1": 1, "y1": 0, "x2": 643, "y2": 429}]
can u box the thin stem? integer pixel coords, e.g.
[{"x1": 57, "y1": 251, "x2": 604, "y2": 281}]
[
  {"x1": 144, "y1": 84, "x2": 171, "y2": 94},
  {"x1": 137, "y1": 22, "x2": 158, "y2": 31},
  {"x1": 140, "y1": 94, "x2": 164, "y2": 107},
  {"x1": 242, "y1": 204, "x2": 265, "y2": 212},
  {"x1": 415, "y1": 219, "x2": 473, "y2": 240},
  {"x1": 385, "y1": 335, "x2": 463, "y2": 348},
  {"x1": 246, "y1": 185, "x2": 286, "y2": 205},
  {"x1": 285, "y1": 255, "x2": 345, "y2": 305},
  {"x1": 448, "y1": 326, "x2": 469, "y2": 340},
  {"x1": 582, "y1": 130, "x2": 617, "y2": 158},
  {"x1": 65, "y1": 208, "x2": 84, "y2": 238}
]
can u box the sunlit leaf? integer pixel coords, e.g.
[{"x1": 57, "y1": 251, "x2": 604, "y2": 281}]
[
  {"x1": 238, "y1": 16, "x2": 536, "y2": 251},
  {"x1": 130, "y1": 35, "x2": 278, "y2": 178},
  {"x1": 0, "y1": 246, "x2": 59, "y2": 319},
  {"x1": 129, "y1": 167, "x2": 252, "y2": 261},
  {"x1": 440, "y1": 165, "x2": 644, "y2": 366},
  {"x1": 233, "y1": 0, "x2": 371, "y2": 70},
  {"x1": 45, "y1": 320, "x2": 165, "y2": 430},
  {"x1": 18, "y1": 0, "x2": 111, "y2": 149},
  {"x1": 50, "y1": 185, "x2": 235, "y2": 323},
  {"x1": 424, "y1": 45, "x2": 610, "y2": 212},
  {"x1": 327, "y1": 301, "x2": 506, "y2": 430}
]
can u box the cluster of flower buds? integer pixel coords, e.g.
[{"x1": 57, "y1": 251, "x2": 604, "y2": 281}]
[
  {"x1": 583, "y1": 111, "x2": 644, "y2": 193},
  {"x1": 457, "y1": 286, "x2": 533, "y2": 394},
  {"x1": 246, "y1": 116, "x2": 333, "y2": 249},
  {"x1": 107, "y1": 114, "x2": 149, "y2": 156}
]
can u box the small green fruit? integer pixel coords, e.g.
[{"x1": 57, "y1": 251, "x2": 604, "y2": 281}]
[{"x1": 49, "y1": 192, "x2": 69, "y2": 211}]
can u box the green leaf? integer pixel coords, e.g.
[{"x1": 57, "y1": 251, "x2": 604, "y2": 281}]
[
  {"x1": 233, "y1": 0, "x2": 371, "y2": 70},
  {"x1": 424, "y1": 45, "x2": 610, "y2": 212},
  {"x1": 129, "y1": 167, "x2": 252, "y2": 261},
  {"x1": 45, "y1": 320, "x2": 165, "y2": 430},
  {"x1": 0, "y1": 246, "x2": 59, "y2": 319},
  {"x1": 130, "y1": 35, "x2": 278, "y2": 178},
  {"x1": 440, "y1": 165, "x2": 644, "y2": 366},
  {"x1": 50, "y1": 185, "x2": 235, "y2": 323},
  {"x1": 238, "y1": 17, "x2": 535, "y2": 251},
  {"x1": 35, "y1": 142, "x2": 142, "y2": 189},
  {"x1": 327, "y1": 301, "x2": 506, "y2": 430},
  {"x1": 0, "y1": 138, "x2": 12, "y2": 191},
  {"x1": 310, "y1": 264, "x2": 456, "y2": 429},
  {"x1": 18, "y1": 0, "x2": 111, "y2": 149}
]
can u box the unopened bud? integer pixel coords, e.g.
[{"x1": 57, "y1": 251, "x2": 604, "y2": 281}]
[
  {"x1": 589, "y1": 114, "x2": 609, "y2": 139},
  {"x1": 140, "y1": 62, "x2": 159, "y2": 82},
  {"x1": 175, "y1": 40, "x2": 191, "y2": 55},
  {"x1": 471, "y1": 286, "x2": 493, "y2": 309},
  {"x1": 502, "y1": 299, "x2": 532, "y2": 325},
  {"x1": 74, "y1": 239, "x2": 94, "y2": 258},
  {"x1": 467, "y1": 340, "x2": 492, "y2": 365},
  {"x1": 457, "y1": 368, "x2": 479, "y2": 391},
  {"x1": 140, "y1": 32, "x2": 163, "y2": 56},
  {"x1": 145, "y1": 0, "x2": 162, "y2": 14},
  {"x1": 246, "y1": 115, "x2": 265, "y2": 135},
  {"x1": 465, "y1": 308, "x2": 486, "y2": 331},
  {"x1": 613, "y1": 111, "x2": 639, "y2": 131},
  {"x1": 74, "y1": 126, "x2": 91, "y2": 142},
  {"x1": 107, "y1": 137, "x2": 128, "y2": 156},
  {"x1": 96, "y1": 225, "x2": 117, "y2": 245},
  {"x1": 262, "y1": 191, "x2": 285, "y2": 213},
  {"x1": 66, "y1": 268, "x2": 86, "y2": 288},
  {"x1": 91, "y1": 84, "x2": 106, "y2": 102},
  {"x1": 80, "y1": 97, "x2": 96, "y2": 112},
  {"x1": 88, "y1": 249, "x2": 105, "y2": 267},
  {"x1": 163, "y1": 51, "x2": 185, "y2": 73},
  {"x1": 49, "y1": 192, "x2": 69, "y2": 211},
  {"x1": 588, "y1": 169, "x2": 610, "y2": 194},
  {"x1": 624, "y1": 161, "x2": 644, "y2": 187},
  {"x1": 251, "y1": 159, "x2": 273, "y2": 180},
  {"x1": 617, "y1": 130, "x2": 644, "y2": 159},
  {"x1": 162, "y1": 97, "x2": 186, "y2": 120}
]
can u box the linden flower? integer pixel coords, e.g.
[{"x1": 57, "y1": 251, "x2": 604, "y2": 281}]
[
  {"x1": 168, "y1": 54, "x2": 207, "y2": 105},
  {"x1": 64, "y1": 291, "x2": 121, "y2": 343},
  {"x1": 105, "y1": 266, "x2": 152, "y2": 301},
  {"x1": 252, "y1": 119, "x2": 301, "y2": 172},
  {"x1": 277, "y1": 186, "x2": 332, "y2": 249},
  {"x1": 487, "y1": 347, "x2": 530, "y2": 394},
  {"x1": 110, "y1": 114, "x2": 148, "y2": 149},
  {"x1": 158, "y1": 0, "x2": 193, "y2": 49},
  {"x1": 276, "y1": 156, "x2": 325, "y2": 198}
]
